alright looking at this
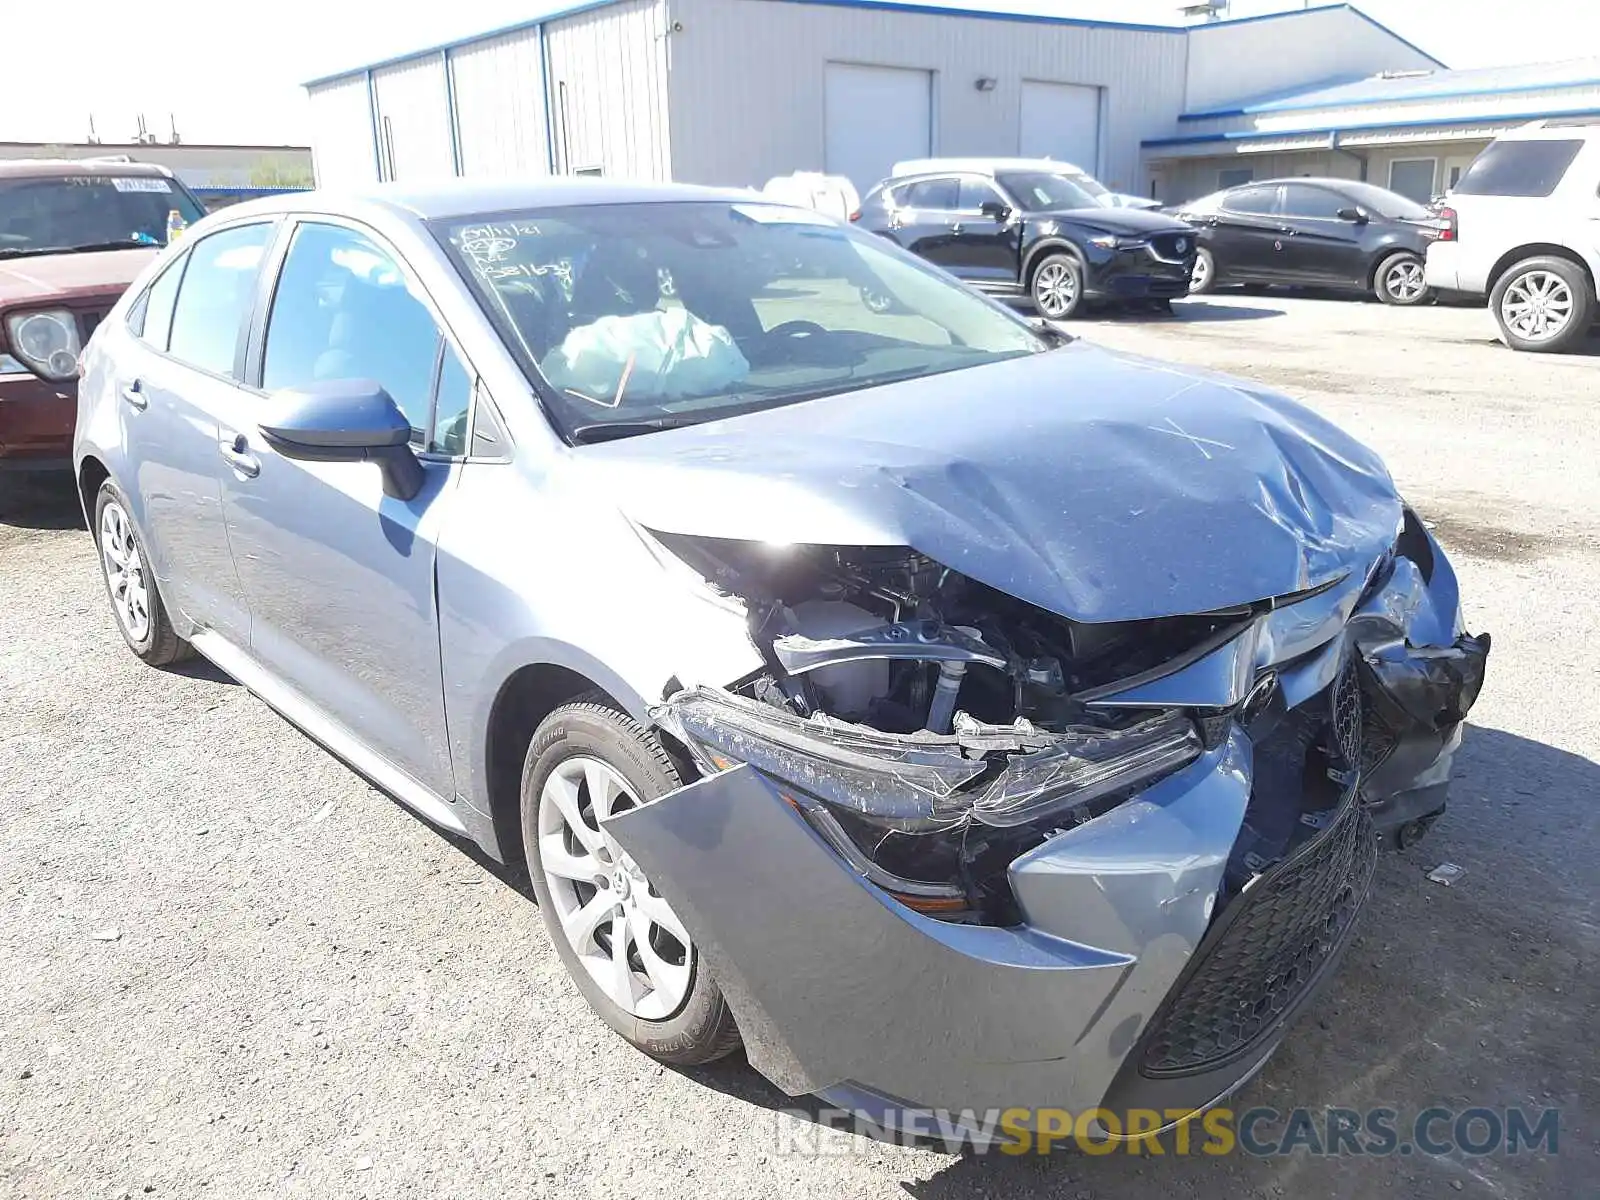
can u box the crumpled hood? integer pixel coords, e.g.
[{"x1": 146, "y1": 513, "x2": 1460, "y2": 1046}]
[
  {"x1": 575, "y1": 342, "x2": 1402, "y2": 623},
  {"x1": 1032, "y1": 206, "x2": 1193, "y2": 237}
]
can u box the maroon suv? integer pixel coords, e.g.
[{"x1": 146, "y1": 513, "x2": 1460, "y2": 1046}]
[{"x1": 0, "y1": 159, "x2": 205, "y2": 470}]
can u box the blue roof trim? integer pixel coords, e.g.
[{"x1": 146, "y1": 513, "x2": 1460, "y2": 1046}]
[
  {"x1": 1182, "y1": 71, "x2": 1600, "y2": 121},
  {"x1": 758, "y1": 0, "x2": 1177, "y2": 33},
  {"x1": 1145, "y1": 104, "x2": 1600, "y2": 148}
]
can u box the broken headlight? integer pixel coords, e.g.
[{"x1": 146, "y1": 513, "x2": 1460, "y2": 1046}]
[{"x1": 655, "y1": 685, "x2": 1203, "y2": 834}]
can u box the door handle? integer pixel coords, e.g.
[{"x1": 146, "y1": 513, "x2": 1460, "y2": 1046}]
[
  {"x1": 119, "y1": 380, "x2": 147, "y2": 411},
  {"x1": 219, "y1": 433, "x2": 260, "y2": 479}
]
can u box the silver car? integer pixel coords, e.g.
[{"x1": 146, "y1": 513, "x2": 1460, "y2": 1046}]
[{"x1": 74, "y1": 179, "x2": 1488, "y2": 1133}]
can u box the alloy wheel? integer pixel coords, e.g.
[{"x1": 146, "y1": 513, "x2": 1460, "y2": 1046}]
[
  {"x1": 1190, "y1": 250, "x2": 1212, "y2": 292},
  {"x1": 538, "y1": 755, "x2": 693, "y2": 1020},
  {"x1": 1500, "y1": 271, "x2": 1574, "y2": 344},
  {"x1": 1384, "y1": 258, "x2": 1426, "y2": 302},
  {"x1": 1034, "y1": 261, "x2": 1078, "y2": 318},
  {"x1": 100, "y1": 501, "x2": 150, "y2": 644}
]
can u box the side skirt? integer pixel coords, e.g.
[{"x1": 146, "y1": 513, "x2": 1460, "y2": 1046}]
[{"x1": 189, "y1": 630, "x2": 467, "y2": 836}]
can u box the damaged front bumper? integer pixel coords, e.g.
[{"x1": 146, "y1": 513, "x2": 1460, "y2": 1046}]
[{"x1": 603, "y1": 526, "x2": 1488, "y2": 1122}]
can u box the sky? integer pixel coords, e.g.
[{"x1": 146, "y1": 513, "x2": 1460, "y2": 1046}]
[{"x1": 2, "y1": 0, "x2": 1597, "y2": 147}]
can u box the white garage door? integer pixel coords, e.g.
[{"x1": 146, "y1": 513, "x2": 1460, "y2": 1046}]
[
  {"x1": 1018, "y1": 81, "x2": 1101, "y2": 174},
  {"x1": 824, "y1": 63, "x2": 932, "y2": 193}
]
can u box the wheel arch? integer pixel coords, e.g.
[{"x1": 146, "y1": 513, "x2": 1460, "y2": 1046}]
[
  {"x1": 1022, "y1": 239, "x2": 1086, "y2": 288},
  {"x1": 1365, "y1": 243, "x2": 1425, "y2": 293},
  {"x1": 77, "y1": 455, "x2": 110, "y2": 529},
  {"x1": 477, "y1": 656, "x2": 701, "y2": 866},
  {"x1": 1488, "y1": 244, "x2": 1597, "y2": 299}
]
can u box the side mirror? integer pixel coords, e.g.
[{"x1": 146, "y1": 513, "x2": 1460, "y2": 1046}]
[
  {"x1": 1336, "y1": 206, "x2": 1370, "y2": 224},
  {"x1": 979, "y1": 199, "x2": 1011, "y2": 221},
  {"x1": 258, "y1": 379, "x2": 425, "y2": 501}
]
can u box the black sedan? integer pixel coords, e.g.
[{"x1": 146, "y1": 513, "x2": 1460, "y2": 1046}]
[
  {"x1": 856, "y1": 167, "x2": 1197, "y2": 319},
  {"x1": 1172, "y1": 178, "x2": 1444, "y2": 305}
]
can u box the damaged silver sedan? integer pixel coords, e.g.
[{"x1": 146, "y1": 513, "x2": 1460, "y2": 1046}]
[{"x1": 76, "y1": 180, "x2": 1488, "y2": 1130}]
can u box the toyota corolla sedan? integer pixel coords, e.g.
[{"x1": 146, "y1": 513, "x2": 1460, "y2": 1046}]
[{"x1": 74, "y1": 179, "x2": 1488, "y2": 1133}]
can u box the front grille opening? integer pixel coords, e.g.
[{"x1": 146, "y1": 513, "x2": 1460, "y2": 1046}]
[{"x1": 1138, "y1": 798, "x2": 1377, "y2": 1076}]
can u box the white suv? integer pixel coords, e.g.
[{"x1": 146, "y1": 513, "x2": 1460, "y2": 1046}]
[{"x1": 1426, "y1": 121, "x2": 1600, "y2": 353}]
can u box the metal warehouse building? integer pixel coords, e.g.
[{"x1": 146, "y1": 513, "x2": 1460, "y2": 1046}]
[{"x1": 303, "y1": 0, "x2": 1445, "y2": 200}]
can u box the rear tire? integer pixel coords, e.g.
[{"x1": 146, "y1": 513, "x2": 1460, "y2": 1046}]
[
  {"x1": 1375, "y1": 251, "x2": 1431, "y2": 306},
  {"x1": 93, "y1": 481, "x2": 191, "y2": 667},
  {"x1": 1030, "y1": 253, "x2": 1086, "y2": 320},
  {"x1": 521, "y1": 701, "x2": 741, "y2": 1066},
  {"x1": 1490, "y1": 255, "x2": 1593, "y2": 353}
]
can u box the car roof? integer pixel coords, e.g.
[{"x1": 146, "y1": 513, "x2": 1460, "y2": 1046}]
[
  {"x1": 889, "y1": 157, "x2": 1090, "y2": 180},
  {"x1": 1490, "y1": 118, "x2": 1600, "y2": 142},
  {"x1": 0, "y1": 158, "x2": 175, "y2": 181},
  {"x1": 224, "y1": 176, "x2": 766, "y2": 223}
]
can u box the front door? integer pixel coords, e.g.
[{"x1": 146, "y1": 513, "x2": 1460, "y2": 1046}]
[
  {"x1": 119, "y1": 221, "x2": 275, "y2": 646},
  {"x1": 217, "y1": 218, "x2": 474, "y2": 798},
  {"x1": 1277, "y1": 183, "x2": 1369, "y2": 287}
]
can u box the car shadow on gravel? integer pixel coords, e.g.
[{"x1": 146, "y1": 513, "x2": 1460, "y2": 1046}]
[
  {"x1": 0, "y1": 473, "x2": 83, "y2": 530},
  {"x1": 659, "y1": 722, "x2": 1597, "y2": 1198}
]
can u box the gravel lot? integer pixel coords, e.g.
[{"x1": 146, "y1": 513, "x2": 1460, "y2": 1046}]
[{"x1": 2, "y1": 294, "x2": 1596, "y2": 1198}]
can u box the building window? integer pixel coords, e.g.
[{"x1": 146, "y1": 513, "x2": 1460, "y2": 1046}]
[
  {"x1": 1218, "y1": 167, "x2": 1254, "y2": 189},
  {"x1": 1387, "y1": 158, "x2": 1437, "y2": 204}
]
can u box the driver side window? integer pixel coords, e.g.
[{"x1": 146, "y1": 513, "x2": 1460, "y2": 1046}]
[{"x1": 262, "y1": 222, "x2": 475, "y2": 455}]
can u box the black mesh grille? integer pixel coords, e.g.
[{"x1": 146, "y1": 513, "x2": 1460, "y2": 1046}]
[
  {"x1": 1138, "y1": 798, "x2": 1378, "y2": 1077},
  {"x1": 1330, "y1": 656, "x2": 1363, "y2": 769}
]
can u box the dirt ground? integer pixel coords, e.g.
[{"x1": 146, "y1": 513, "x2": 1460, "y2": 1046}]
[{"x1": 1, "y1": 292, "x2": 1595, "y2": 1198}]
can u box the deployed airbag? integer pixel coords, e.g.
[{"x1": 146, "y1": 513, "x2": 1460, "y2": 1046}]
[{"x1": 540, "y1": 308, "x2": 750, "y2": 405}]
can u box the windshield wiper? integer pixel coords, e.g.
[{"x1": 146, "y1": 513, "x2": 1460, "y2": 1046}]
[
  {"x1": 569, "y1": 415, "x2": 712, "y2": 444},
  {"x1": 0, "y1": 239, "x2": 155, "y2": 260}
]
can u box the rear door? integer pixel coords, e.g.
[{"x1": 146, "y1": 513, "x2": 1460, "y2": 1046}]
[
  {"x1": 216, "y1": 217, "x2": 471, "y2": 798},
  {"x1": 934, "y1": 176, "x2": 1022, "y2": 285},
  {"x1": 116, "y1": 220, "x2": 276, "y2": 646},
  {"x1": 1208, "y1": 185, "x2": 1285, "y2": 281},
  {"x1": 896, "y1": 177, "x2": 964, "y2": 272},
  {"x1": 1278, "y1": 183, "x2": 1368, "y2": 286}
]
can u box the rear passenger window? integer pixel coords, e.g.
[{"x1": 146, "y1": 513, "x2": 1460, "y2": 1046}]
[
  {"x1": 165, "y1": 223, "x2": 271, "y2": 376},
  {"x1": 1224, "y1": 186, "x2": 1280, "y2": 216},
  {"x1": 133, "y1": 255, "x2": 185, "y2": 351},
  {"x1": 906, "y1": 178, "x2": 959, "y2": 210},
  {"x1": 1455, "y1": 140, "x2": 1582, "y2": 198}
]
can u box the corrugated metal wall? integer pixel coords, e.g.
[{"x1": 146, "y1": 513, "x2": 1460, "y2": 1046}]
[
  {"x1": 667, "y1": 0, "x2": 1188, "y2": 195},
  {"x1": 450, "y1": 27, "x2": 553, "y2": 177},
  {"x1": 306, "y1": 75, "x2": 378, "y2": 186},
  {"x1": 545, "y1": 0, "x2": 672, "y2": 180},
  {"x1": 1184, "y1": 8, "x2": 1438, "y2": 115},
  {"x1": 372, "y1": 56, "x2": 457, "y2": 181}
]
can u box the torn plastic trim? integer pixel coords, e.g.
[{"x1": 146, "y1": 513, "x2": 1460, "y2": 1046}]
[
  {"x1": 653, "y1": 684, "x2": 1203, "y2": 833},
  {"x1": 773, "y1": 619, "x2": 1008, "y2": 675}
]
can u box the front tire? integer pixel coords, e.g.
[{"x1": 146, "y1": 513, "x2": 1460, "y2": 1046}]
[
  {"x1": 1188, "y1": 246, "x2": 1217, "y2": 295},
  {"x1": 1030, "y1": 253, "x2": 1086, "y2": 320},
  {"x1": 1375, "y1": 251, "x2": 1431, "y2": 306},
  {"x1": 521, "y1": 701, "x2": 741, "y2": 1066},
  {"x1": 93, "y1": 481, "x2": 191, "y2": 666},
  {"x1": 1490, "y1": 256, "x2": 1593, "y2": 353}
]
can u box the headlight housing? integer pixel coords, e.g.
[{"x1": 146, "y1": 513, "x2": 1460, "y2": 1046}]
[
  {"x1": 1087, "y1": 234, "x2": 1146, "y2": 252},
  {"x1": 655, "y1": 685, "x2": 1202, "y2": 834},
  {"x1": 4, "y1": 309, "x2": 83, "y2": 382}
]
